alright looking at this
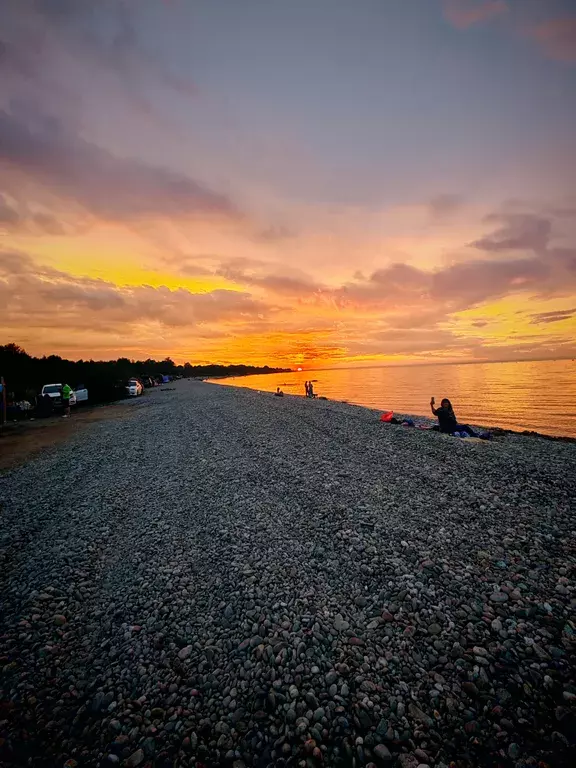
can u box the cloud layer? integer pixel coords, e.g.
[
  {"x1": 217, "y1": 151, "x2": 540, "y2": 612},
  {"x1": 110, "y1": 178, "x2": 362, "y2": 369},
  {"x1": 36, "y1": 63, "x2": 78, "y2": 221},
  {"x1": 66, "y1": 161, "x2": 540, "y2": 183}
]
[
  {"x1": 0, "y1": 0, "x2": 575, "y2": 365},
  {"x1": 442, "y1": 0, "x2": 508, "y2": 30},
  {"x1": 0, "y1": 105, "x2": 238, "y2": 222},
  {"x1": 0, "y1": 250, "x2": 270, "y2": 335},
  {"x1": 4, "y1": 198, "x2": 576, "y2": 363},
  {"x1": 528, "y1": 17, "x2": 576, "y2": 63}
]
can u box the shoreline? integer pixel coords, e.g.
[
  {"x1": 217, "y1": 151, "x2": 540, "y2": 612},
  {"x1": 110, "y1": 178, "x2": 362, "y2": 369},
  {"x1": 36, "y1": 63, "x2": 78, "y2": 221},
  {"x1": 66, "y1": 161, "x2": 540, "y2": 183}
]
[
  {"x1": 2, "y1": 381, "x2": 575, "y2": 477},
  {"x1": 212, "y1": 379, "x2": 576, "y2": 444}
]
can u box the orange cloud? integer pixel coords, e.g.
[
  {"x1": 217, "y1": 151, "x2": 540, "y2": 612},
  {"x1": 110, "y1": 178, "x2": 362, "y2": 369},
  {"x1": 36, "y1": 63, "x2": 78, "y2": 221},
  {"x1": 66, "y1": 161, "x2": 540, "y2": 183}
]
[
  {"x1": 0, "y1": 250, "x2": 273, "y2": 336},
  {"x1": 3, "y1": 242, "x2": 576, "y2": 365},
  {"x1": 3, "y1": 197, "x2": 576, "y2": 366}
]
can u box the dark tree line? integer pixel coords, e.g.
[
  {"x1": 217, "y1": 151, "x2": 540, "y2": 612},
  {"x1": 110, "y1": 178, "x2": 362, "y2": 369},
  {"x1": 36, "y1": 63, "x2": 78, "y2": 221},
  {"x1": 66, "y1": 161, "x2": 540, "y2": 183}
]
[{"x1": 0, "y1": 344, "x2": 290, "y2": 405}]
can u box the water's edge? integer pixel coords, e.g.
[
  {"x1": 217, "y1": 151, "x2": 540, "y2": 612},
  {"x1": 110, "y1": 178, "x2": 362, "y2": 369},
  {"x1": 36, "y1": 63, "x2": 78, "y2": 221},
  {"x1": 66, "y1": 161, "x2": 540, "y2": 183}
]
[{"x1": 209, "y1": 380, "x2": 576, "y2": 444}]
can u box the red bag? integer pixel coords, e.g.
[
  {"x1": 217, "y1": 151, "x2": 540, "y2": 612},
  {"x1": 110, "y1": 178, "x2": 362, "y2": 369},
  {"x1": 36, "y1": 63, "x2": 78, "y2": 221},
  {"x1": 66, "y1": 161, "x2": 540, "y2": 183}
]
[{"x1": 380, "y1": 411, "x2": 394, "y2": 422}]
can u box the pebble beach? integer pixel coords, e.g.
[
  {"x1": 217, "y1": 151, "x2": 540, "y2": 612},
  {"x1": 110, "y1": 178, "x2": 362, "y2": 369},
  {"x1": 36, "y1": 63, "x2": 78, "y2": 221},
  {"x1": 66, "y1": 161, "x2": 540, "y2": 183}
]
[{"x1": 1, "y1": 381, "x2": 575, "y2": 768}]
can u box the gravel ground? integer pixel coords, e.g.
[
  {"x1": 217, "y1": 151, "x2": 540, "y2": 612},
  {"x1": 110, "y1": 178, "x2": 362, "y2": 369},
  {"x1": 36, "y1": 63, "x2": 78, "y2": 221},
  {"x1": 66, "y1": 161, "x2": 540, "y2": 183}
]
[{"x1": 1, "y1": 381, "x2": 575, "y2": 768}]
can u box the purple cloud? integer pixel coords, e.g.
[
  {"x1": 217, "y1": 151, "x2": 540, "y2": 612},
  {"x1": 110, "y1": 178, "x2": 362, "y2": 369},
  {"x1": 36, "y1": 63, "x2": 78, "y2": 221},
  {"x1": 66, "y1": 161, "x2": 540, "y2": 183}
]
[
  {"x1": 0, "y1": 194, "x2": 20, "y2": 226},
  {"x1": 527, "y1": 17, "x2": 576, "y2": 64},
  {"x1": 442, "y1": 0, "x2": 508, "y2": 30},
  {"x1": 549, "y1": 248, "x2": 576, "y2": 273},
  {"x1": 216, "y1": 259, "x2": 324, "y2": 298},
  {"x1": 471, "y1": 214, "x2": 552, "y2": 254},
  {"x1": 331, "y1": 226, "x2": 576, "y2": 324},
  {"x1": 431, "y1": 256, "x2": 549, "y2": 303},
  {"x1": 0, "y1": 193, "x2": 69, "y2": 235},
  {"x1": 428, "y1": 193, "x2": 464, "y2": 218},
  {"x1": 0, "y1": 105, "x2": 238, "y2": 222},
  {"x1": 2, "y1": 0, "x2": 197, "y2": 110}
]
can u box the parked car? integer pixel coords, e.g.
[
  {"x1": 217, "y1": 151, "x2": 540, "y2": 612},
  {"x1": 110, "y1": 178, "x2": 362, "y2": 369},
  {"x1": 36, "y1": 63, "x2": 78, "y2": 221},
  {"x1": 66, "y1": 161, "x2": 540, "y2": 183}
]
[
  {"x1": 74, "y1": 384, "x2": 89, "y2": 403},
  {"x1": 41, "y1": 383, "x2": 77, "y2": 406},
  {"x1": 126, "y1": 379, "x2": 143, "y2": 397}
]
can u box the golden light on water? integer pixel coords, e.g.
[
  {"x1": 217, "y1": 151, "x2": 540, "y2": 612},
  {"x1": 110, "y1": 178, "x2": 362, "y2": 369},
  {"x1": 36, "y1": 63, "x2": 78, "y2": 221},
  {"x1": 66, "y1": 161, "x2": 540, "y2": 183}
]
[{"x1": 219, "y1": 359, "x2": 576, "y2": 438}]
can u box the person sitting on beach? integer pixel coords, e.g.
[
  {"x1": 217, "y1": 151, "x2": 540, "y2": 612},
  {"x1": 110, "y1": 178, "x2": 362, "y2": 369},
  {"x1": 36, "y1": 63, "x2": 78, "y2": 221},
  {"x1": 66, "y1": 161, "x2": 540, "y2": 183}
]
[
  {"x1": 430, "y1": 397, "x2": 477, "y2": 437},
  {"x1": 274, "y1": 387, "x2": 284, "y2": 397}
]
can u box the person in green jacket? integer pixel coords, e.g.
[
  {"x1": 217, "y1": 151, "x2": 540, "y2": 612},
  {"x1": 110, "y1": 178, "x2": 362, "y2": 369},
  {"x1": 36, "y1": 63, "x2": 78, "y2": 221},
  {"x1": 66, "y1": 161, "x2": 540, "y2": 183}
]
[{"x1": 61, "y1": 383, "x2": 72, "y2": 418}]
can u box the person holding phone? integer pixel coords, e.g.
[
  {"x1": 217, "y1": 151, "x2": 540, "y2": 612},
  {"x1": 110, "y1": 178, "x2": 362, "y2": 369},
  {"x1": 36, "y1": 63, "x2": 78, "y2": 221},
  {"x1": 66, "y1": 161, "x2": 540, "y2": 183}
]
[
  {"x1": 430, "y1": 397, "x2": 458, "y2": 433},
  {"x1": 430, "y1": 396, "x2": 479, "y2": 437}
]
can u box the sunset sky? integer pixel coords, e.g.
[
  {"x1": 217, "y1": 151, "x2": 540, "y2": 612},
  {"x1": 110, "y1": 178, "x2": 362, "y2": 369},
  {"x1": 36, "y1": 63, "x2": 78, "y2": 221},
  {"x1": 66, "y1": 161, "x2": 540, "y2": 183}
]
[{"x1": 1, "y1": 0, "x2": 576, "y2": 367}]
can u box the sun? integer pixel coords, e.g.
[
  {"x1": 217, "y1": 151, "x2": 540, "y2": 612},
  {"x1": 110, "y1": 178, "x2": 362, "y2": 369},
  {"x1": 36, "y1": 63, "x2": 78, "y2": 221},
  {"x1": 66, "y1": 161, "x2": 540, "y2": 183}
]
[{"x1": 297, "y1": 367, "x2": 303, "y2": 372}]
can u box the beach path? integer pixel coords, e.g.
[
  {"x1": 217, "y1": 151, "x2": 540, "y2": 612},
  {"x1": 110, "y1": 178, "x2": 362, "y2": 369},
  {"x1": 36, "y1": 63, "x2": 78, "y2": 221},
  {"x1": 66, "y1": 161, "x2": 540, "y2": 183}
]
[{"x1": 1, "y1": 381, "x2": 575, "y2": 767}]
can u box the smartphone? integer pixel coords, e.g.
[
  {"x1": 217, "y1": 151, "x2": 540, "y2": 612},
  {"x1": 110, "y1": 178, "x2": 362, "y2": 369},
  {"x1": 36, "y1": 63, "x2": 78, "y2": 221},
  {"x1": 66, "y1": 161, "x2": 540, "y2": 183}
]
[{"x1": 431, "y1": 397, "x2": 435, "y2": 404}]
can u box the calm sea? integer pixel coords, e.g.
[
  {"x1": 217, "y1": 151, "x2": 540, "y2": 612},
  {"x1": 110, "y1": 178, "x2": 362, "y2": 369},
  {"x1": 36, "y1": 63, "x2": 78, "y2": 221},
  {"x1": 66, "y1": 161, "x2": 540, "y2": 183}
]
[{"x1": 214, "y1": 359, "x2": 576, "y2": 438}]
